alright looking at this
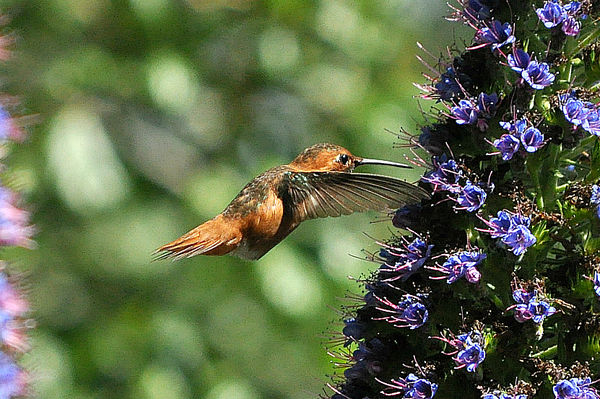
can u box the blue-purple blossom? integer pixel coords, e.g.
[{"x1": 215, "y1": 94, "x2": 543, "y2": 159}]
[
  {"x1": 0, "y1": 352, "x2": 26, "y2": 399},
  {"x1": 507, "y1": 49, "x2": 531, "y2": 73},
  {"x1": 522, "y1": 60, "x2": 555, "y2": 89},
  {"x1": 430, "y1": 250, "x2": 486, "y2": 284},
  {"x1": 508, "y1": 289, "x2": 556, "y2": 324},
  {"x1": 563, "y1": 1, "x2": 582, "y2": 15},
  {"x1": 456, "y1": 181, "x2": 487, "y2": 212},
  {"x1": 502, "y1": 224, "x2": 537, "y2": 256},
  {"x1": 582, "y1": 108, "x2": 600, "y2": 136},
  {"x1": 455, "y1": 344, "x2": 486, "y2": 372},
  {"x1": 561, "y1": 94, "x2": 592, "y2": 126},
  {"x1": 433, "y1": 330, "x2": 486, "y2": 372},
  {"x1": 520, "y1": 126, "x2": 545, "y2": 152},
  {"x1": 594, "y1": 271, "x2": 600, "y2": 297},
  {"x1": 477, "y1": 92, "x2": 499, "y2": 118},
  {"x1": 405, "y1": 374, "x2": 438, "y2": 399},
  {"x1": 374, "y1": 295, "x2": 429, "y2": 329},
  {"x1": 553, "y1": 377, "x2": 599, "y2": 399},
  {"x1": 378, "y1": 373, "x2": 438, "y2": 399},
  {"x1": 422, "y1": 156, "x2": 462, "y2": 193},
  {"x1": 479, "y1": 210, "x2": 536, "y2": 255},
  {"x1": 536, "y1": 1, "x2": 566, "y2": 28},
  {"x1": 562, "y1": 15, "x2": 581, "y2": 35},
  {"x1": 392, "y1": 204, "x2": 422, "y2": 229},
  {"x1": 452, "y1": 99, "x2": 479, "y2": 125},
  {"x1": 379, "y1": 237, "x2": 434, "y2": 281},
  {"x1": 474, "y1": 20, "x2": 515, "y2": 51},
  {"x1": 493, "y1": 134, "x2": 520, "y2": 160},
  {"x1": 0, "y1": 106, "x2": 24, "y2": 143}
]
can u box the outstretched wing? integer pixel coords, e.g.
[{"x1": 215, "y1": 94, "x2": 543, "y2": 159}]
[{"x1": 282, "y1": 171, "x2": 429, "y2": 222}]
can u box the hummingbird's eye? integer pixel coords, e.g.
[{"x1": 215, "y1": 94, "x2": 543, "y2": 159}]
[{"x1": 338, "y1": 154, "x2": 350, "y2": 165}]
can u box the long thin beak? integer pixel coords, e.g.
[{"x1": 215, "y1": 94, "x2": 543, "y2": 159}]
[{"x1": 355, "y1": 157, "x2": 412, "y2": 169}]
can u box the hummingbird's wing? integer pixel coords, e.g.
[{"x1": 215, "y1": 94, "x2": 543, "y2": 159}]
[{"x1": 282, "y1": 171, "x2": 430, "y2": 222}]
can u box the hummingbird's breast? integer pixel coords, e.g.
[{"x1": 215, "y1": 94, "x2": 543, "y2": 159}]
[{"x1": 223, "y1": 166, "x2": 297, "y2": 259}]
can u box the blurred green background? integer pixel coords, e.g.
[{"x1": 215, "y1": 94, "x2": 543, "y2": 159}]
[{"x1": 1, "y1": 1, "x2": 467, "y2": 398}]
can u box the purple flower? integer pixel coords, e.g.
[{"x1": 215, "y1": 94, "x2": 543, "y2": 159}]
[
  {"x1": 477, "y1": 92, "x2": 499, "y2": 118},
  {"x1": 378, "y1": 373, "x2": 438, "y2": 399},
  {"x1": 561, "y1": 94, "x2": 592, "y2": 126},
  {"x1": 522, "y1": 60, "x2": 555, "y2": 89},
  {"x1": 0, "y1": 352, "x2": 26, "y2": 398},
  {"x1": 562, "y1": 15, "x2": 581, "y2": 35},
  {"x1": 405, "y1": 374, "x2": 438, "y2": 399},
  {"x1": 520, "y1": 126, "x2": 545, "y2": 152},
  {"x1": 422, "y1": 156, "x2": 462, "y2": 193},
  {"x1": 582, "y1": 108, "x2": 600, "y2": 136},
  {"x1": 528, "y1": 300, "x2": 556, "y2": 323},
  {"x1": 431, "y1": 250, "x2": 486, "y2": 284},
  {"x1": 493, "y1": 134, "x2": 521, "y2": 160},
  {"x1": 455, "y1": 343, "x2": 486, "y2": 372},
  {"x1": 479, "y1": 210, "x2": 536, "y2": 255},
  {"x1": 502, "y1": 224, "x2": 537, "y2": 255},
  {"x1": 374, "y1": 295, "x2": 429, "y2": 329},
  {"x1": 563, "y1": 1, "x2": 582, "y2": 15},
  {"x1": 474, "y1": 20, "x2": 516, "y2": 51},
  {"x1": 507, "y1": 49, "x2": 531, "y2": 73},
  {"x1": 452, "y1": 99, "x2": 479, "y2": 125},
  {"x1": 536, "y1": 1, "x2": 566, "y2": 28},
  {"x1": 553, "y1": 378, "x2": 598, "y2": 399},
  {"x1": 508, "y1": 289, "x2": 556, "y2": 324},
  {"x1": 456, "y1": 181, "x2": 487, "y2": 212},
  {"x1": 500, "y1": 118, "x2": 528, "y2": 135},
  {"x1": 513, "y1": 288, "x2": 536, "y2": 304},
  {"x1": 485, "y1": 210, "x2": 513, "y2": 238},
  {"x1": 379, "y1": 237, "x2": 434, "y2": 281}
]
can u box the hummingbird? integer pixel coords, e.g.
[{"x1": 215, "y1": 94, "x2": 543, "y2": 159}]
[{"x1": 155, "y1": 143, "x2": 429, "y2": 261}]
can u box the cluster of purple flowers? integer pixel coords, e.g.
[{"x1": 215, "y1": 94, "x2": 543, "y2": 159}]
[
  {"x1": 0, "y1": 188, "x2": 33, "y2": 249},
  {"x1": 0, "y1": 272, "x2": 28, "y2": 398},
  {"x1": 507, "y1": 48, "x2": 556, "y2": 90},
  {"x1": 536, "y1": 1, "x2": 585, "y2": 36},
  {"x1": 451, "y1": 92, "x2": 499, "y2": 130},
  {"x1": 491, "y1": 119, "x2": 545, "y2": 160},
  {"x1": 508, "y1": 288, "x2": 556, "y2": 324},
  {"x1": 422, "y1": 156, "x2": 489, "y2": 213},
  {"x1": 377, "y1": 373, "x2": 438, "y2": 398},
  {"x1": 478, "y1": 210, "x2": 537, "y2": 255},
  {"x1": 373, "y1": 294, "x2": 429, "y2": 329},
  {"x1": 378, "y1": 237, "x2": 434, "y2": 282},
  {"x1": 561, "y1": 93, "x2": 600, "y2": 136},
  {"x1": 553, "y1": 377, "x2": 599, "y2": 399},
  {"x1": 483, "y1": 392, "x2": 527, "y2": 399},
  {"x1": 428, "y1": 250, "x2": 486, "y2": 284},
  {"x1": 433, "y1": 330, "x2": 486, "y2": 372},
  {"x1": 472, "y1": 20, "x2": 515, "y2": 52}
]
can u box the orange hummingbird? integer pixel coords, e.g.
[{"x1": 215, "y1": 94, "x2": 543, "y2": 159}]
[{"x1": 155, "y1": 143, "x2": 429, "y2": 261}]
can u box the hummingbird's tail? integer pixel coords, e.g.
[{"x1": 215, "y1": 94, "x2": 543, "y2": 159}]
[{"x1": 153, "y1": 216, "x2": 242, "y2": 261}]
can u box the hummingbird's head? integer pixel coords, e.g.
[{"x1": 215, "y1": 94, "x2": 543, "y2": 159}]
[{"x1": 289, "y1": 143, "x2": 412, "y2": 172}]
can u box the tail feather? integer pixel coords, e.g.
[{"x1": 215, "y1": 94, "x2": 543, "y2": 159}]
[{"x1": 153, "y1": 217, "x2": 242, "y2": 261}]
